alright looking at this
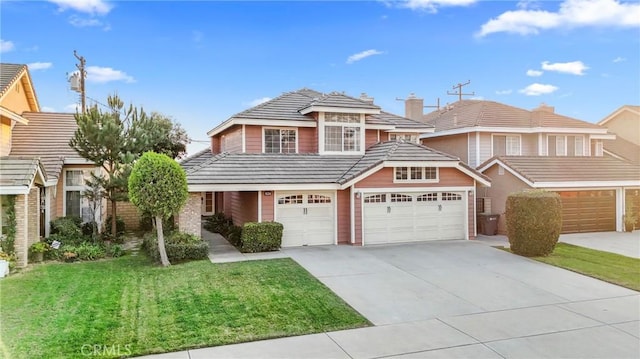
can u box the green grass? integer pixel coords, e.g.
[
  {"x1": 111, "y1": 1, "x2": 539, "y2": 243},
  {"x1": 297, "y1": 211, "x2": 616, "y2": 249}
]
[
  {"x1": 0, "y1": 256, "x2": 369, "y2": 358},
  {"x1": 530, "y1": 243, "x2": 640, "y2": 291}
]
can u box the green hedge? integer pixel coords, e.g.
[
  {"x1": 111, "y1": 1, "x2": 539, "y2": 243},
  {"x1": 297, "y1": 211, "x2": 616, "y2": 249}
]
[
  {"x1": 241, "y1": 222, "x2": 283, "y2": 253},
  {"x1": 506, "y1": 190, "x2": 562, "y2": 257},
  {"x1": 143, "y1": 231, "x2": 209, "y2": 262}
]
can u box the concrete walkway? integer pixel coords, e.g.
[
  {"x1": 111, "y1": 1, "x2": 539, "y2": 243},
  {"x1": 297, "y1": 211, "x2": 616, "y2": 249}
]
[
  {"x1": 203, "y1": 228, "x2": 287, "y2": 263},
  {"x1": 138, "y1": 232, "x2": 639, "y2": 359},
  {"x1": 476, "y1": 230, "x2": 640, "y2": 258}
]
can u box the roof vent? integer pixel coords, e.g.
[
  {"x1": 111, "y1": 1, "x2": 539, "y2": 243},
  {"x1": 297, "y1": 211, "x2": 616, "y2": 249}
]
[{"x1": 360, "y1": 93, "x2": 374, "y2": 104}]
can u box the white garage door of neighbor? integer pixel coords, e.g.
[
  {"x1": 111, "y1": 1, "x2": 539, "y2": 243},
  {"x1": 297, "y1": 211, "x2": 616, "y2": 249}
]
[
  {"x1": 276, "y1": 192, "x2": 335, "y2": 247},
  {"x1": 363, "y1": 192, "x2": 466, "y2": 245}
]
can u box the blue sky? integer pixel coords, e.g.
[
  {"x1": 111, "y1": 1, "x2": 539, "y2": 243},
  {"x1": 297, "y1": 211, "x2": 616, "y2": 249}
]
[{"x1": 2, "y1": 0, "x2": 639, "y2": 154}]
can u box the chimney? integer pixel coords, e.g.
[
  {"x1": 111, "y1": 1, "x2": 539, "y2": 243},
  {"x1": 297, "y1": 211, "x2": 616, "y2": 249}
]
[
  {"x1": 405, "y1": 93, "x2": 424, "y2": 121},
  {"x1": 359, "y1": 92, "x2": 374, "y2": 104},
  {"x1": 534, "y1": 102, "x2": 555, "y2": 113}
]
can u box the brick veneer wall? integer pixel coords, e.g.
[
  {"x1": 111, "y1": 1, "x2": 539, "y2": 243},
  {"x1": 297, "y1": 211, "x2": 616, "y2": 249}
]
[
  {"x1": 106, "y1": 201, "x2": 141, "y2": 231},
  {"x1": 178, "y1": 193, "x2": 201, "y2": 237},
  {"x1": 14, "y1": 187, "x2": 40, "y2": 267}
]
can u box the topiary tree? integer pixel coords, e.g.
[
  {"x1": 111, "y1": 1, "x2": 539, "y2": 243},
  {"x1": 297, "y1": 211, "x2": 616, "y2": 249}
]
[
  {"x1": 128, "y1": 152, "x2": 188, "y2": 266},
  {"x1": 506, "y1": 190, "x2": 562, "y2": 257}
]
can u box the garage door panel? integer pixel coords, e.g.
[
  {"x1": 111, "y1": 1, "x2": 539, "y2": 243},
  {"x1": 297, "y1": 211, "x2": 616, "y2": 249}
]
[{"x1": 277, "y1": 192, "x2": 335, "y2": 247}]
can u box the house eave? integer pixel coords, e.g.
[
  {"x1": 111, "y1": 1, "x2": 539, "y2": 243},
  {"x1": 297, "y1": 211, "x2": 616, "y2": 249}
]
[
  {"x1": 0, "y1": 186, "x2": 30, "y2": 195},
  {"x1": 0, "y1": 107, "x2": 29, "y2": 125},
  {"x1": 188, "y1": 183, "x2": 340, "y2": 192},
  {"x1": 207, "y1": 118, "x2": 317, "y2": 137},
  {"x1": 299, "y1": 105, "x2": 380, "y2": 115}
]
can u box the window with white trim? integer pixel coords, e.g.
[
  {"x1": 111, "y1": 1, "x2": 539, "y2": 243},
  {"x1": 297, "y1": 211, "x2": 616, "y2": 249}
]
[
  {"x1": 364, "y1": 194, "x2": 386, "y2": 203},
  {"x1": 64, "y1": 170, "x2": 84, "y2": 219},
  {"x1": 492, "y1": 135, "x2": 520, "y2": 156},
  {"x1": 394, "y1": 167, "x2": 438, "y2": 183},
  {"x1": 441, "y1": 192, "x2": 462, "y2": 201},
  {"x1": 548, "y1": 135, "x2": 585, "y2": 156},
  {"x1": 308, "y1": 194, "x2": 331, "y2": 204},
  {"x1": 0, "y1": 196, "x2": 10, "y2": 237},
  {"x1": 278, "y1": 195, "x2": 303, "y2": 205},
  {"x1": 324, "y1": 112, "x2": 362, "y2": 152},
  {"x1": 264, "y1": 128, "x2": 296, "y2": 153},
  {"x1": 389, "y1": 133, "x2": 418, "y2": 143}
]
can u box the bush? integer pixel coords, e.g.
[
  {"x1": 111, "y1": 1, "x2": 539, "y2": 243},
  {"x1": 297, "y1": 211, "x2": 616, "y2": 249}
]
[
  {"x1": 104, "y1": 216, "x2": 126, "y2": 236},
  {"x1": 227, "y1": 225, "x2": 243, "y2": 247},
  {"x1": 241, "y1": 222, "x2": 283, "y2": 253},
  {"x1": 506, "y1": 190, "x2": 562, "y2": 257},
  {"x1": 81, "y1": 221, "x2": 99, "y2": 237},
  {"x1": 49, "y1": 217, "x2": 85, "y2": 245},
  {"x1": 204, "y1": 213, "x2": 233, "y2": 236},
  {"x1": 143, "y1": 231, "x2": 209, "y2": 263},
  {"x1": 139, "y1": 214, "x2": 176, "y2": 233},
  {"x1": 106, "y1": 244, "x2": 125, "y2": 258}
]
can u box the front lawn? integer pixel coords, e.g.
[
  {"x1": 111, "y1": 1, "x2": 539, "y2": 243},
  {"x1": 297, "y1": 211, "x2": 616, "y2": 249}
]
[
  {"x1": 532, "y1": 243, "x2": 640, "y2": 291},
  {"x1": 0, "y1": 256, "x2": 369, "y2": 358}
]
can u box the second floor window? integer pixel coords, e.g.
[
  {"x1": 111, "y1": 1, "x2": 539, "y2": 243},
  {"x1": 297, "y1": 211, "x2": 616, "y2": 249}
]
[
  {"x1": 395, "y1": 167, "x2": 438, "y2": 182},
  {"x1": 492, "y1": 135, "x2": 520, "y2": 156},
  {"x1": 324, "y1": 112, "x2": 362, "y2": 152},
  {"x1": 389, "y1": 133, "x2": 418, "y2": 143},
  {"x1": 549, "y1": 135, "x2": 584, "y2": 156},
  {"x1": 264, "y1": 128, "x2": 296, "y2": 153}
]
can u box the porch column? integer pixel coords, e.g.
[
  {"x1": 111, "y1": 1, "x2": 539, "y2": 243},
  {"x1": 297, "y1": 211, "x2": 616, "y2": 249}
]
[
  {"x1": 14, "y1": 194, "x2": 28, "y2": 268},
  {"x1": 178, "y1": 193, "x2": 202, "y2": 237}
]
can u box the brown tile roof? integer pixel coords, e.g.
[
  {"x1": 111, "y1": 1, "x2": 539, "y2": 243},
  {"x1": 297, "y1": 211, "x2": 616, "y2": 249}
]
[
  {"x1": 603, "y1": 137, "x2": 640, "y2": 164},
  {"x1": 299, "y1": 91, "x2": 381, "y2": 111},
  {"x1": 183, "y1": 141, "x2": 487, "y2": 186},
  {"x1": 0, "y1": 63, "x2": 26, "y2": 96},
  {"x1": 481, "y1": 156, "x2": 640, "y2": 184},
  {"x1": 423, "y1": 100, "x2": 603, "y2": 132},
  {"x1": 0, "y1": 156, "x2": 46, "y2": 187},
  {"x1": 10, "y1": 112, "x2": 86, "y2": 180}
]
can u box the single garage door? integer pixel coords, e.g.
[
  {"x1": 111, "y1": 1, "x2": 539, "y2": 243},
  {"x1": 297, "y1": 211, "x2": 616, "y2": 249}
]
[
  {"x1": 276, "y1": 191, "x2": 335, "y2": 246},
  {"x1": 363, "y1": 192, "x2": 466, "y2": 245},
  {"x1": 558, "y1": 190, "x2": 616, "y2": 233}
]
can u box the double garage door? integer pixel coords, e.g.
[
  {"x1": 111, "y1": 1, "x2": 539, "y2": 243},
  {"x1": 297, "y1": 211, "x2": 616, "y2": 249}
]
[
  {"x1": 558, "y1": 190, "x2": 616, "y2": 233},
  {"x1": 363, "y1": 192, "x2": 466, "y2": 245}
]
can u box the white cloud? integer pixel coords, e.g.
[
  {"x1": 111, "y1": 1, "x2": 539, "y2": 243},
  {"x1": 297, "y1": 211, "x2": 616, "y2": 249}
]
[
  {"x1": 613, "y1": 56, "x2": 626, "y2": 63},
  {"x1": 476, "y1": 0, "x2": 640, "y2": 37},
  {"x1": 86, "y1": 66, "x2": 135, "y2": 83},
  {"x1": 245, "y1": 97, "x2": 271, "y2": 107},
  {"x1": 519, "y1": 83, "x2": 559, "y2": 96},
  {"x1": 496, "y1": 89, "x2": 513, "y2": 95},
  {"x1": 49, "y1": 0, "x2": 112, "y2": 15},
  {"x1": 0, "y1": 39, "x2": 15, "y2": 53},
  {"x1": 402, "y1": 0, "x2": 476, "y2": 13},
  {"x1": 526, "y1": 69, "x2": 543, "y2": 77},
  {"x1": 541, "y1": 60, "x2": 588, "y2": 75},
  {"x1": 64, "y1": 103, "x2": 81, "y2": 112},
  {"x1": 27, "y1": 62, "x2": 53, "y2": 71},
  {"x1": 346, "y1": 49, "x2": 384, "y2": 64}
]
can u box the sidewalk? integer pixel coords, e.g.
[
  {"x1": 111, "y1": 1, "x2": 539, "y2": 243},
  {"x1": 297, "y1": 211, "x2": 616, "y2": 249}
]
[{"x1": 202, "y1": 228, "x2": 288, "y2": 263}]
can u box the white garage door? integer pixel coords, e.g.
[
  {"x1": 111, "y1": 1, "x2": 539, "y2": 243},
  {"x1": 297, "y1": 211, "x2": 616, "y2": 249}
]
[
  {"x1": 363, "y1": 192, "x2": 466, "y2": 245},
  {"x1": 276, "y1": 191, "x2": 335, "y2": 247}
]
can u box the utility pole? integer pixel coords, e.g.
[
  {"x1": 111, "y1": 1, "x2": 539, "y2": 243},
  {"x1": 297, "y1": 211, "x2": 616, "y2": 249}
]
[
  {"x1": 447, "y1": 80, "x2": 474, "y2": 102},
  {"x1": 73, "y1": 50, "x2": 87, "y2": 113},
  {"x1": 425, "y1": 97, "x2": 440, "y2": 111}
]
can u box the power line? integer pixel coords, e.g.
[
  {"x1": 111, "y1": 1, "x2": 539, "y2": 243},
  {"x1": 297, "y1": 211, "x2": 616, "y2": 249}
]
[{"x1": 447, "y1": 80, "x2": 475, "y2": 102}]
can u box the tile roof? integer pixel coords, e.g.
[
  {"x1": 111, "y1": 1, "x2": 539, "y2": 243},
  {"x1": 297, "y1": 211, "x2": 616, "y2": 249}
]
[
  {"x1": 10, "y1": 112, "x2": 85, "y2": 180},
  {"x1": 183, "y1": 141, "x2": 481, "y2": 187},
  {"x1": 0, "y1": 63, "x2": 26, "y2": 96},
  {"x1": 0, "y1": 156, "x2": 46, "y2": 187},
  {"x1": 210, "y1": 88, "x2": 432, "y2": 133},
  {"x1": 603, "y1": 137, "x2": 640, "y2": 164},
  {"x1": 482, "y1": 156, "x2": 640, "y2": 184},
  {"x1": 423, "y1": 100, "x2": 603, "y2": 132}
]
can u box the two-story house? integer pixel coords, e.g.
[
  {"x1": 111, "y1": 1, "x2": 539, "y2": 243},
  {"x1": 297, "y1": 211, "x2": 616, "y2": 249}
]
[
  {"x1": 179, "y1": 89, "x2": 490, "y2": 246},
  {"x1": 405, "y1": 96, "x2": 640, "y2": 234},
  {"x1": 0, "y1": 63, "x2": 100, "y2": 267}
]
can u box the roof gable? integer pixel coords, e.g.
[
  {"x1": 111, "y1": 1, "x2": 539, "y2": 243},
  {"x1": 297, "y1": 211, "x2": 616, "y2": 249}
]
[
  {"x1": 0, "y1": 156, "x2": 47, "y2": 193},
  {"x1": 598, "y1": 105, "x2": 640, "y2": 126},
  {"x1": 0, "y1": 63, "x2": 40, "y2": 112}
]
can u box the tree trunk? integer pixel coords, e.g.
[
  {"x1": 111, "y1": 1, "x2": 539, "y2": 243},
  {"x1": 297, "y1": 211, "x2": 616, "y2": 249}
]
[
  {"x1": 111, "y1": 198, "x2": 117, "y2": 237},
  {"x1": 156, "y1": 215, "x2": 170, "y2": 266}
]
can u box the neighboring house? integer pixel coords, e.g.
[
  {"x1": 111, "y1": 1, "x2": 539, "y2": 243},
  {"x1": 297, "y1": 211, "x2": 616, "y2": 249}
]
[
  {"x1": 405, "y1": 96, "x2": 640, "y2": 234},
  {"x1": 598, "y1": 105, "x2": 640, "y2": 164},
  {"x1": 179, "y1": 89, "x2": 490, "y2": 246},
  {"x1": 0, "y1": 63, "x2": 102, "y2": 267}
]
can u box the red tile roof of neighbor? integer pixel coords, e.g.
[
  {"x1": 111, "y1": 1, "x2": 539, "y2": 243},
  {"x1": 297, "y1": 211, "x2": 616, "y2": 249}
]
[{"x1": 423, "y1": 100, "x2": 604, "y2": 132}]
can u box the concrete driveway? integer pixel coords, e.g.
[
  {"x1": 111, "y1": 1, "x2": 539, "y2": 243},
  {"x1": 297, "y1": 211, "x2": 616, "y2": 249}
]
[{"x1": 142, "y1": 239, "x2": 639, "y2": 359}]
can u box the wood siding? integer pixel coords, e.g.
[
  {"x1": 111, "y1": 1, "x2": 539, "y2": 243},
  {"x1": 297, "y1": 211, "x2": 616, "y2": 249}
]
[
  {"x1": 336, "y1": 189, "x2": 351, "y2": 244},
  {"x1": 478, "y1": 133, "x2": 492, "y2": 163},
  {"x1": 261, "y1": 191, "x2": 275, "y2": 221},
  {"x1": 2, "y1": 79, "x2": 33, "y2": 114},
  {"x1": 244, "y1": 125, "x2": 262, "y2": 153},
  {"x1": 422, "y1": 134, "x2": 468, "y2": 164},
  {"x1": 355, "y1": 167, "x2": 473, "y2": 188},
  {"x1": 0, "y1": 118, "x2": 11, "y2": 156},
  {"x1": 365, "y1": 129, "x2": 379, "y2": 149},
  {"x1": 220, "y1": 126, "x2": 242, "y2": 153},
  {"x1": 211, "y1": 136, "x2": 221, "y2": 154},
  {"x1": 479, "y1": 164, "x2": 530, "y2": 234},
  {"x1": 230, "y1": 191, "x2": 258, "y2": 226},
  {"x1": 607, "y1": 111, "x2": 640, "y2": 145},
  {"x1": 521, "y1": 133, "x2": 538, "y2": 156},
  {"x1": 468, "y1": 133, "x2": 477, "y2": 167},
  {"x1": 467, "y1": 193, "x2": 475, "y2": 240},
  {"x1": 354, "y1": 194, "x2": 362, "y2": 245},
  {"x1": 298, "y1": 127, "x2": 317, "y2": 153}
]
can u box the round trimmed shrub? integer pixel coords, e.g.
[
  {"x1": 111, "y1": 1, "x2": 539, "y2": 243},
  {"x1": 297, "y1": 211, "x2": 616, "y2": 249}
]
[{"x1": 506, "y1": 190, "x2": 562, "y2": 257}]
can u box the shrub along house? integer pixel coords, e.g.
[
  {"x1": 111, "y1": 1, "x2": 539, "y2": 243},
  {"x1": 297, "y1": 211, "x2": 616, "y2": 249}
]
[
  {"x1": 403, "y1": 95, "x2": 640, "y2": 234},
  {"x1": 0, "y1": 63, "x2": 102, "y2": 267},
  {"x1": 179, "y1": 89, "x2": 490, "y2": 246}
]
